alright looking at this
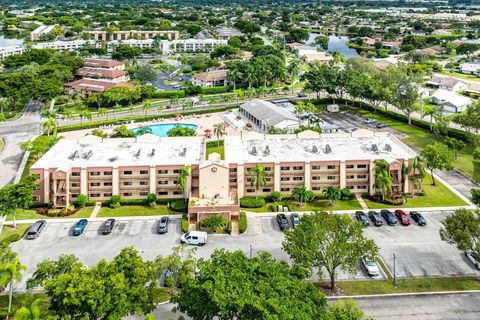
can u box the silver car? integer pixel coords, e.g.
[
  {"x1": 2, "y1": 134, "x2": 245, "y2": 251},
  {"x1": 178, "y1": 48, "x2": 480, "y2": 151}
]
[
  {"x1": 465, "y1": 251, "x2": 480, "y2": 270},
  {"x1": 361, "y1": 257, "x2": 380, "y2": 277}
]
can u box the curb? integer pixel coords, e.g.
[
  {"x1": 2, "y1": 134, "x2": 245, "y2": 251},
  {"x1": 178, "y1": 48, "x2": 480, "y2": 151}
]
[
  {"x1": 2, "y1": 214, "x2": 184, "y2": 225},
  {"x1": 326, "y1": 290, "x2": 480, "y2": 299}
]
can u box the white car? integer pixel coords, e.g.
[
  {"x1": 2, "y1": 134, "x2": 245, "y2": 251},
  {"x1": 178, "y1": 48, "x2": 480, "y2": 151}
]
[
  {"x1": 361, "y1": 257, "x2": 380, "y2": 277},
  {"x1": 465, "y1": 251, "x2": 480, "y2": 270},
  {"x1": 364, "y1": 118, "x2": 377, "y2": 124},
  {"x1": 181, "y1": 231, "x2": 208, "y2": 246}
]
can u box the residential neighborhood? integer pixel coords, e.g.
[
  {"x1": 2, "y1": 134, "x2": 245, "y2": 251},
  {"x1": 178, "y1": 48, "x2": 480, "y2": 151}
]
[{"x1": 0, "y1": 0, "x2": 480, "y2": 319}]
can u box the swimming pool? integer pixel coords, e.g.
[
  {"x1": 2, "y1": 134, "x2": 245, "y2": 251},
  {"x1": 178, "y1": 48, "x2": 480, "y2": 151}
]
[{"x1": 132, "y1": 123, "x2": 198, "y2": 137}]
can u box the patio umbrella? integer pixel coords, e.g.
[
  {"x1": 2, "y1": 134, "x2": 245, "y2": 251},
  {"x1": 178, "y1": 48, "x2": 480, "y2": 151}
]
[
  {"x1": 204, "y1": 129, "x2": 212, "y2": 133},
  {"x1": 175, "y1": 113, "x2": 181, "y2": 118}
]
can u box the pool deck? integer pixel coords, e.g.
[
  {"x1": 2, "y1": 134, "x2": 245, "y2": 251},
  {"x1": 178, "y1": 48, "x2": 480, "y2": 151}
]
[{"x1": 59, "y1": 111, "x2": 243, "y2": 141}]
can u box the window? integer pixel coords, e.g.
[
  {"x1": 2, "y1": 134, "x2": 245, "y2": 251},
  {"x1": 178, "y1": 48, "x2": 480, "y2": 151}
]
[
  {"x1": 140, "y1": 192, "x2": 148, "y2": 196},
  {"x1": 71, "y1": 182, "x2": 80, "y2": 187},
  {"x1": 158, "y1": 170, "x2": 168, "y2": 174},
  {"x1": 327, "y1": 165, "x2": 336, "y2": 170},
  {"x1": 312, "y1": 176, "x2": 320, "y2": 180},
  {"x1": 158, "y1": 180, "x2": 168, "y2": 185},
  {"x1": 173, "y1": 169, "x2": 180, "y2": 174},
  {"x1": 281, "y1": 187, "x2": 290, "y2": 192},
  {"x1": 71, "y1": 193, "x2": 79, "y2": 198},
  {"x1": 358, "y1": 185, "x2": 367, "y2": 189},
  {"x1": 347, "y1": 175, "x2": 354, "y2": 179},
  {"x1": 229, "y1": 178, "x2": 237, "y2": 183},
  {"x1": 90, "y1": 172, "x2": 100, "y2": 176},
  {"x1": 104, "y1": 182, "x2": 112, "y2": 186},
  {"x1": 293, "y1": 177, "x2": 303, "y2": 181},
  {"x1": 312, "y1": 186, "x2": 321, "y2": 191},
  {"x1": 246, "y1": 188, "x2": 255, "y2": 193},
  {"x1": 104, "y1": 171, "x2": 112, "y2": 176},
  {"x1": 140, "y1": 170, "x2": 148, "y2": 175},
  {"x1": 327, "y1": 176, "x2": 336, "y2": 180},
  {"x1": 173, "y1": 191, "x2": 182, "y2": 195},
  {"x1": 281, "y1": 177, "x2": 290, "y2": 181},
  {"x1": 32, "y1": 195, "x2": 40, "y2": 202},
  {"x1": 90, "y1": 193, "x2": 100, "y2": 198},
  {"x1": 346, "y1": 165, "x2": 354, "y2": 169},
  {"x1": 71, "y1": 172, "x2": 80, "y2": 177},
  {"x1": 123, "y1": 171, "x2": 132, "y2": 175},
  {"x1": 293, "y1": 166, "x2": 303, "y2": 170},
  {"x1": 158, "y1": 191, "x2": 168, "y2": 196},
  {"x1": 312, "y1": 165, "x2": 321, "y2": 170},
  {"x1": 123, "y1": 182, "x2": 132, "y2": 186},
  {"x1": 265, "y1": 167, "x2": 272, "y2": 171},
  {"x1": 281, "y1": 166, "x2": 290, "y2": 171},
  {"x1": 265, "y1": 177, "x2": 271, "y2": 182},
  {"x1": 104, "y1": 193, "x2": 112, "y2": 197},
  {"x1": 90, "y1": 182, "x2": 100, "y2": 187},
  {"x1": 262, "y1": 188, "x2": 271, "y2": 192},
  {"x1": 173, "y1": 180, "x2": 178, "y2": 184},
  {"x1": 229, "y1": 168, "x2": 237, "y2": 173},
  {"x1": 140, "y1": 181, "x2": 148, "y2": 186},
  {"x1": 347, "y1": 186, "x2": 354, "y2": 189},
  {"x1": 357, "y1": 175, "x2": 367, "y2": 179},
  {"x1": 123, "y1": 192, "x2": 132, "y2": 196},
  {"x1": 357, "y1": 164, "x2": 367, "y2": 169}
]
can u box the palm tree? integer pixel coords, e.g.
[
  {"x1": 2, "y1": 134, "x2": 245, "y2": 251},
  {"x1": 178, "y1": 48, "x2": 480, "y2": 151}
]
[
  {"x1": 248, "y1": 164, "x2": 267, "y2": 200},
  {"x1": 287, "y1": 59, "x2": 300, "y2": 94},
  {"x1": 245, "y1": 65, "x2": 256, "y2": 88},
  {"x1": 142, "y1": 101, "x2": 153, "y2": 119},
  {"x1": 42, "y1": 116, "x2": 56, "y2": 136},
  {"x1": 423, "y1": 104, "x2": 439, "y2": 132},
  {"x1": 135, "y1": 125, "x2": 153, "y2": 136},
  {"x1": 0, "y1": 257, "x2": 27, "y2": 317},
  {"x1": 227, "y1": 68, "x2": 240, "y2": 92},
  {"x1": 177, "y1": 165, "x2": 191, "y2": 200},
  {"x1": 403, "y1": 156, "x2": 426, "y2": 197},
  {"x1": 98, "y1": 107, "x2": 107, "y2": 120},
  {"x1": 113, "y1": 103, "x2": 121, "y2": 120},
  {"x1": 213, "y1": 123, "x2": 226, "y2": 146},
  {"x1": 322, "y1": 186, "x2": 341, "y2": 206},
  {"x1": 13, "y1": 298, "x2": 44, "y2": 320}
]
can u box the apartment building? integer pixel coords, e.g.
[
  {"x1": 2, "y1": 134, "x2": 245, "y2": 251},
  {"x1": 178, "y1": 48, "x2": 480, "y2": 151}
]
[
  {"x1": 86, "y1": 30, "x2": 179, "y2": 41},
  {"x1": 0, "y1": 46, "x2": 26, "y2": 60},
  {"x1": 31, "y1": 130, "x2": 417, "y2": 222},
  {"x1": 30, "y1": 25, "x2": 56, "y2": 41},
  {"x1": 32, "y1": 40, "x2": 97, "y2": 51}
]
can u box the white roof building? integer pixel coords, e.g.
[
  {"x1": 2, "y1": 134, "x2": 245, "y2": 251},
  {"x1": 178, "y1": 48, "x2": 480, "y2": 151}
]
[
  {"x1": 460, "y1": 62, "x2": 480, "y2": 75},
  {"x1": 430, "y1": 89, "x2": 473, "y2": 114},
  {"x1": 30, "y1": 25, "x2": 56, "y2": 41},
  {"x1": 239, "y1": 99, "x2": 301, "y2": 133}
]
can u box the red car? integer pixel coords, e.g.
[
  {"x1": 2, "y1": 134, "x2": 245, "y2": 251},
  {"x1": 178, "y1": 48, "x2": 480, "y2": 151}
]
[{"x1": 394, "y1": 210, "x2": 411, "y2": 226}]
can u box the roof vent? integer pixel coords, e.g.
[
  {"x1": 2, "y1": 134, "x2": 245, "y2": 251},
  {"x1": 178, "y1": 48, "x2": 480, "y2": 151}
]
[
  {"x1": 84, "y1": 150, "x2": 93, "y2": 159},
  {"x1": 135, "y1": 149, "x2": 141, "y2": 158},
  {"x1": 180, "y1": 148, "x2": 187, "y2": 156},
  {"x1": 150, "y1": 149, "x2": 156, "y2": 157},
  {"x1": 109, "y1": 156, "x2": 118, "y2": 162},
  {"x1": 371, "y1": 144, "x2": 378, "y2": 152},
  {"x1": 384, "y1": 144, "x2": 392, "y2": 152},
  {"x1": 324, "y1": 144, "x2": 332, "y2": 154},
  {"x1": 264, "y1": 146, "x2": 270, "y2": 155},
  {"x1": 312, "y1": 145, "x2": 318, "y2": 153},
  {"x1": 251, "y1": 146, "x2": 257, "y2": 155},
  {"x1": 70, "y1": 150, "x2": 79, "y2": 160}
]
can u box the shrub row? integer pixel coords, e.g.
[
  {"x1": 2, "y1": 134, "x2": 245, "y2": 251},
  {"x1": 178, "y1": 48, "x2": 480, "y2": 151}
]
[
  {"x1": 149, "y1": 90, "x2": 186, "y2": 99},
  {"x1": 200, "y1": 86, "x2": 230, "y2": 94},
  {"x1": 97, "y1": 198, "x2": 188, "y2": 213},
  {"x1": 206, "y1": 139, "x2": 224, "y2": 148},
  {"x1": 239, "y1": 211, "x2": 247, "y2": 234},
  {"x1": 57, "y1": 105, "x2": 237, "y2": 132},
  {"x1": 1, "y1": 233, "x2": 22, "y2": 245},
  {"x1": 181, "y1": 213, "x2": 189, "y2": 233},
  {"x1": 239, "y1": 196, "x2": 266, "y2": 208}
]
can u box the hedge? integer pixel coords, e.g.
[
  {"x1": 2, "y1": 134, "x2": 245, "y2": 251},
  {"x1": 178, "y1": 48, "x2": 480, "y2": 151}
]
[
  {"x1": 0, "y1": 233, "x2": 22, "y2": 245},
  {"x1": 149, "y1": 90, "x2": 186, "y2": 99},
  {"x1": 181, "y1": 213, "x2": 189, "y2": 233},
  {"x1": 240, "y1": 196, "x2": 266, "y2": 208},
  {"x1": 200, "y1": 86, "x2": 230, "y2": 94},
  {"x1": 57, "y1": 105, "x2": 237, "y2": 132},
  {"x1": 206, "y1": 139, "x2": 224, "y2": 148},
  {"x1": 239, "y1": 211, "x2": 247, "y2": 234}
]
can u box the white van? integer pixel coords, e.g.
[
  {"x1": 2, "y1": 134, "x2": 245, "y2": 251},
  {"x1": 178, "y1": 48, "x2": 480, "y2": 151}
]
[{"x1": 180, "y1": 231, "x2": 208, "y2": 246}]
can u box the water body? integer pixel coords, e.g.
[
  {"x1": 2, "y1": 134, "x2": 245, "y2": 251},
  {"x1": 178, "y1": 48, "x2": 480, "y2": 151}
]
[
  {"x1": 132, "y1": 123, "x2": 198, "y2": 137},
  {"x1": 0, "y1": 36, "x2": 24, "y2": 47},
  {"x1": 307, "y1": 33, "x2": 359, "y2": 59}
]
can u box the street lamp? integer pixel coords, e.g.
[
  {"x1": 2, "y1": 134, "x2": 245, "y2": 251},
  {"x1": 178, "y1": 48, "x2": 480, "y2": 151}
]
[
  {"x1": 393, "y1": 252, "x2": 397, "y2": 287},
  {"x1": 249, "y1": 244, "x2": 253, "y2": 259}
]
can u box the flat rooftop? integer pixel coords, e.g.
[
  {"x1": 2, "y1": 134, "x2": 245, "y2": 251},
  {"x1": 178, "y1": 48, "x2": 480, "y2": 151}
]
[
  {"x1": 224, "y1": 131, "x2": 416, "y2": 164},
  {"x1": 31, "y1": 135, "x2": 205, "y2": 170}
]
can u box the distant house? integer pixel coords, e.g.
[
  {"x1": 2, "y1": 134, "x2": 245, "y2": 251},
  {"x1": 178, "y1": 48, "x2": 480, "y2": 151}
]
[
  {"x1": 465, "y1": 83, "x2": 480, "y2": 97},
  {"x1": 84, "y1": 58, "x2": 125, "y2": 71},
  {"x1": 425, "y1": 74, "x2": 468, "y2": 92},
  {"x1": 76, "y1": 68, "x2": 129, "y2": 82},
  {"x1": 239, "y1": 99, "x2": 301, "y2": 133},
  {"x1": 30, "y1": 24, "x2": 56, "y2": 41},
  {"x1": 460, "y1": 62, "x2": 480, "y2": 75},
  {"x1": 296, "y1": 46, "x2": 332, "y2": 64},
  {"x1": 191, "y1": 69, "x2": 229, "y2": 87},
  {"x1": 64, "y1": 79, "x2": 134, "y2": 98},
  {"x1": 430, "y1": 89, "x2": 472, "y2": 114},
  {"x1": 214, "y1": 26, "x2": 244, "y2": 40}
]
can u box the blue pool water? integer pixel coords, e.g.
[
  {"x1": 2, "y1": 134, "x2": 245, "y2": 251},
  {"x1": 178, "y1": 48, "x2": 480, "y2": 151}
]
[{"x1": 132, "y1": 123, "x2": 198, "y2": 137}]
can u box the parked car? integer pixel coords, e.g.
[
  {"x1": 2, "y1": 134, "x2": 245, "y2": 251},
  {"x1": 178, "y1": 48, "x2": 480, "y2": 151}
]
[
  {"x1": 181, "y1": 231, "x2": 208, "y2": 246},
  {"x1": 364, "y1": 118, "x2": 377, "y2": 124},
  {"x1": 376, "y1": 123, "x2": 388, "y2": 129},
  {"x1": 25, "y1": 220, "x2": 46, "y2": 240},
  {"x1": 355, "y1": 211, "x2": 370, "y2": 226},
  {"x1": 290, "y1": 213, "x2": 300, "y2": 228},
  {"x1": 297, "y1": 92, "x2": 307, "y2": 98},
  {"x1": 381, "y1": 210, "x2": 398, "y2": 226},
  {"x1": 157, "y1": 216, "x2": 170, "y2": 234},
  {"x1": 102, "y1": 219, "x2": 115, "y2": 235},
  {"x1": 465, "y1": 251, "x2": 480, "y2": 270},
  {"x1": 368, "y1": 211, "x2": 383, "y2": 227},
  {"x1": 276, "y1": 214, "x2": 289, "y2": 231},
  {"x1": 394, "y1": 210, "x2": 411, "y2": 226},
  {"x1": 361, "y1": 257, "x2": 380, "y2": 277},
  {"x1": 410, "y1": 211, "x2": 427, "y2": 226},
  {"x1": 72, "y1": 219, "x2": 88, "y2": 236}
]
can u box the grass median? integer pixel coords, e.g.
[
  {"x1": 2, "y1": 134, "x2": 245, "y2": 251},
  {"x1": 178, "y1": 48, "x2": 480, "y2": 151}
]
[
  {"x1": 0, "y1": 224, "x2": 31, "y2": 243},
  {"x1": 96, "y1": 205, "x2": 174, "y2": 217},
  {"x1": 5, "y1": 207, "x2": 94, "y2": 221},
  {"x1": 246, "y1": 199, "x2": 362, "y2": 213}
]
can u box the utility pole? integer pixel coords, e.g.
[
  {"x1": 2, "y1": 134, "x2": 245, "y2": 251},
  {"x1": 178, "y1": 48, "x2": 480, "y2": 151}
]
[
  {"x1": 249, "y1": 244, "x2": 253, "y2": 259},
  {"x1": 393, "y1": 252, "x2": 397, "y2": 287}
]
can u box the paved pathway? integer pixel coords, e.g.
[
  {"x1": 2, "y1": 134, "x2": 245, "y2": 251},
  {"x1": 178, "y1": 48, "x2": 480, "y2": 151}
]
[
  {"x1": 356, "y1": 194, "x2": 368, "y2": 211},
  {"x1": 0, "y1": 99, "x2": 43, "y2": 188},
  {"x1": 89, "y1": 202, "x2": 102, "y2": 218}
]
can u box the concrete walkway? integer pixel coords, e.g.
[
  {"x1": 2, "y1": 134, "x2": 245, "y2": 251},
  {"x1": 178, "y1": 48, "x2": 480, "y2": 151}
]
[
  {"x1": 89, "y1": 202, "x2": 102, "y2": 218},
  {"x1": 356, "y1": 194, "x2": 368, "y2": 211}
]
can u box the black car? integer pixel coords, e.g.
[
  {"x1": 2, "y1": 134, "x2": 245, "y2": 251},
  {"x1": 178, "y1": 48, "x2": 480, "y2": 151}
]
[
  {"x1": 157, "y1": 216, "x2": 170, "y2": 234},
  {"x1": 355, "y1": 211, "x2": 370, "y2": 226},
  {"x1": 290, "y1": 213, "x2": 300, "y2": 228},
  {"x1": 376, "y1": 123, "x2": 388, "y2": 129},
  {"x1": 102, "y1": 219, "x2": 115, "y2": 235},
  {"x1": 410, "y1": 211, "x2": 427, "y2": 226},
  {"x1": 298, "y1": 92, "x2": 308, "y2": 98},
  {"x1": 368, "y1": 211, "x2": 383, "y2": 227},
  {"x1": 276, "y1": 214, "x2": 289, "y2": 231},
  {"x1": 380, "y1": 210, "x2": 398, "y2": 226}
]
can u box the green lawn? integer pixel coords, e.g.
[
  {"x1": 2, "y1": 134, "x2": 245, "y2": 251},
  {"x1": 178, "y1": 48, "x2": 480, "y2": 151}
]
[
  {"x1": 97, "y1": 205, "x2": 173, "y2": 217},
  {"x1": 363, "y1": 174, "x2": 467, "y2": 209},
  {"x1": 5, "y1": 207, "x2": 94, "y2": 221},
  {"x1": 0, "y1": 224, "x2": 31, "y2": 243},
  {"x1": 247, "y1": 199, "x2": 362, "y2": 213},
  {"x1": 206, "y1": 144, "x2": 225, "y2": 160},
  {"x1": 336, "y1": 276, "x2": 480, "y2": 296},
  {"x1": 353, "y1": 108, "x2": 479, "y2": 182},
  {"x1": 441, "y1": 71, "x2": 480, "y2": 82}
]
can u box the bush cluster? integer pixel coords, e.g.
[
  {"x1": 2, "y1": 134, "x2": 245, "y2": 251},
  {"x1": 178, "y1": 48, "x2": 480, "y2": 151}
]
[
  {"x1": 239, "y1": 211, "x2": 247, "y2": 234},
  {"x1": 149, "y1": 90, "x2": 186, "y2": 99},
  {"x1": 239, "y1": 196, "x2": 266, "y2": 208},
  {"x1": 271, "y1": 201, "x2": 293, "y2": 212},
  {"x1": 170, "y1": 199, "x2": 188, "y2": 212}
]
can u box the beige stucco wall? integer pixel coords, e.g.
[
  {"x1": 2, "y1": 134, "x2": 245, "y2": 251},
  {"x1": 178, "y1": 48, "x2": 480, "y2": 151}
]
[{"x1": 199, "y1": 163, "x2": 230, "y2": 199}]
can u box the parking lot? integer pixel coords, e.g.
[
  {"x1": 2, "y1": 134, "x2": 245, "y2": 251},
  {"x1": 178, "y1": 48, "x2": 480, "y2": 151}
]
[
  {"x1": 320, "y1": 110, "x2": 390, "y2": 133},
  {"x1": 11, "y1": 210, "x2": 479, "y2": 289}
]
